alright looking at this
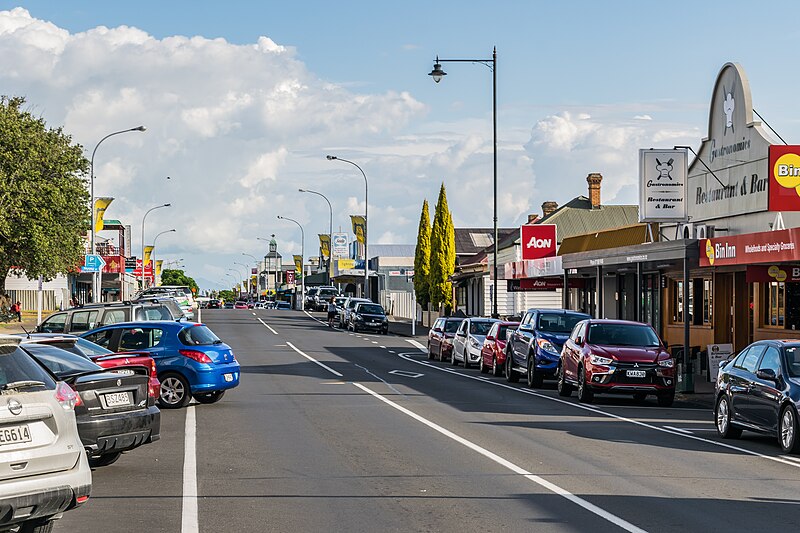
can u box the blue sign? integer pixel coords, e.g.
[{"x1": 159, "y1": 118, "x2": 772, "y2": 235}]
[{"x1": 82, "y1": 254, "x2": 107, "y2": 273}]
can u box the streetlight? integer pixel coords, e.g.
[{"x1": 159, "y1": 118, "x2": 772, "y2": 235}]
[
  {"x1": 234, "y1": 261, "x2": 250, "y2": 295},
  {"x1": 141, "y1": 203, "x2": 171, "y2": 292},
  {"x1": 227, "y1": 269, "x2": 243, "y2": 297},
  {"x1": 429, "y1": 48, "x2": 498, "y2": 317},
  {"x1": 224, "y1": 273, "x2": 238, "y2": 297},
  {"x1": 277, "y1": 215, "x2": 305, "y2": 310},
  {"x1": 89, "y1": 125, "x2": 146, "y2": 302},
  {"x1": 242, "y1": 253, "x2": 259, "y2": 295},
  {"x1": 299, "y1": 188, "x2": 333, "y2": 284},
  {"x1": 326, "y1": 155, "x2": 368, "y2": 298},
  {"x1": 257, "y1": 237, "x2": 273, "y2": 297},
  {"x1": 151, "y1": 228, "x2": 176, "y2": 286}
]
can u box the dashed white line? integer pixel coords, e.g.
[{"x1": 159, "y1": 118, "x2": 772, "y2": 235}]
[
  {"x1": 353, "y1": 382, "x2": 648, "y2": 533},
  {"x1": 380, "y1": 346, "x2": 386, "y2": 349},
  {"x1": 663, "y1": 425, "x2": 693, "y2": 435},
  {"x1": 181, "y1": 406, "x2": 198, "y2": 533},
  {"x1": 257, "y1": 318, "x2": 279, "y2": 335},
  {"x1": 286, "y1": 341, "x2": 342, "y2": 377}
]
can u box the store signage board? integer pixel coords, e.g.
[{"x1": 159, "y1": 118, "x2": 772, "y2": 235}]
[
  {"x1": 769, "y1": 145, "x2": 800, "y2": 211},
  {"x1": 746, "y1": 264, "x2": 800, "y2": 283},
  {"x1": 699, "y1": 227, "x2": 800, "y2": 267},
  {"x1": 639, "y1": 148, "x2": 688, "y2": 222},
  {"x1": 82, "y1": 254, "x2": 106, "y2": 273},
  {"x1": 708, "y1": 344, "x2": 733, "y2": 381},
  {"x1": 520, "y1": 224, "x2": 557, "y2": 260},
  {"x1": 332, "y1": 232, "x2": 349, "y2": 258}
]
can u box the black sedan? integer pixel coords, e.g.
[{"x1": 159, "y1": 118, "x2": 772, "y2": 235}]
[
  {"x1": 19, "y1": 342, "x2": 161, "y2": 467},
  {"x1": 348, "y1": 302, "x2": 389, "y2": 334},
  {"x1": 715, "y1": 340, "x2": 800, "y2": 453}
]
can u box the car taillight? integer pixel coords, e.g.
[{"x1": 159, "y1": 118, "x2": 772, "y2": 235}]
[
  {"x1": 150, "y1": 359, "x2": 158, "y2": 377},
  {"x1": 55, "y1": 381, "x2": 81, "y2": 410},
  {"x1": 179, "y1": 349, "x2": 213, "y2": 363}
]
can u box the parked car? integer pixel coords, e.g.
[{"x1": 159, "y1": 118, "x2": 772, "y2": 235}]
[
  {"x1": 452, "y1": 318, "x2": 499, "y2": 368},
  {"x1": 207, "y1": 299, "x2": 221, "y2": 309},
  {"x1": 715, "y1": 340, "x2": 800, "y2": 453},
  {"x1": 223, "y1": 302, "x2": 234, "y2": 309},
  {"x1": 558, "y1": 319, "x2": 675, "y2": 406},
  {"x1": 347, "y1": 302, "x2": 388, "y2": 334},
  {"x1": 0, "y1": 335, "x2": 92, "y2": 532},
  {"x1": 276, "y1": 301, "x2": 292, "y2": 310},
  {"x1": 37, "y1": 299, "x2": 178, "y2": 335},
  {"x1": 339, "y1": 297, "x2": 371, "y2": 328},
  {"x1": 253, "y1": 301, "x2": 266, "y2": 309},
  {"x1": 139, "y1": 285, "x2": 196, "y2": 319},
  {"x1": 427, "y1": 317, "x2": 465, "y2": 362},
  {"x1": 313, "y1": 286, "x2": 340, "y2": 311},
  {"x1": 233, "y1": 301, "x2": 248, "y2": 309},
  {"x1": 332, "y1": 296, "x2": 348, "y2": 323},
  {"x1": 304, "y1": 287, "x2": 319, "y2": 310},
  {"x1": 18, "y1": 340, "x2": 160, "y2": 468},
  {"x1": 480, "y1": 321, "x2": 520, "y2": 376},
  {"x1": 506, "y1": 309, "x2": 590, "y2": 387},
  {"x1": 82, "y1": 321, "x2": 240, "y2": 409}
]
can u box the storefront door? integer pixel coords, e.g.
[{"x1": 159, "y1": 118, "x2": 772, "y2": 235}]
[{"x1": 642, "y1": 273, "x2": 661, "y2": 336}]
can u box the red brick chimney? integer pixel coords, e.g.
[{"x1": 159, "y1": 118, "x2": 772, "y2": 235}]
[
  {"x1": 587, "y1": 173, "x2": 602, "y2": 209},
  {"x1": 541, "y1": 201, "x2": 558, "y2": 218},
  {"x1": 527, "y1": 214, "x2": 540, "y2": 224}
]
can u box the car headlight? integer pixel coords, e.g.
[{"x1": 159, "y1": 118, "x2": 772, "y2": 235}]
[
  {"x1": 354, "y1": 314, "x2": 363, "y2": 321},
  {"x1": 658, "y1": 358, "x2": 674, "y2": 368},
  {"x1": 537, "y1": 338, "x2": 559, "y2": 354},
  {"x1": 589, "y1": 354, "x2": 614, "y2": 366},
  {"x1": 470, "y1": 337, "x2": 480, "y2": 348}
]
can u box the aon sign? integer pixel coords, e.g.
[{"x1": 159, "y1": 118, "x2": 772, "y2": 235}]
[{"x1": 521, "y1": 224, "x2": 557, "y2": 260}]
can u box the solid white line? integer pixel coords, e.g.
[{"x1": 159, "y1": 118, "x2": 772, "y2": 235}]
[
  {"x1": 181, "y1": 406, "x2": 198, "y2": 533},
  {"x1": 286, "y1": 341, "x2": 343, "y2": 377},
  {"x1": 663, "y1": 425, "x2": 693, "y2": 435},
  {"x1": 395, "y1": 352, "x2": 800, "y2": 471},
  {"x1": 303, "y1": 310, "x2": 326, "y2": 325},
  {"x1": 353, "y1": 382, "x2": 647, "y2": 533},
  {"x1": 406, "y1": 339, "x2": 427, "y2": 352},
  {"x1": 380, "y1": 346, "x2": 386, "y2": 349},
  {"x1": 257, "y1": 318, "x2": 279, "y2": 335}
]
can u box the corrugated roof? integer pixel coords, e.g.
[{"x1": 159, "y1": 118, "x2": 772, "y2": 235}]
[
  {"x1": 541, "y1": 197, "x2": 639, "y2": 240},
  {"x1": 455, "y1": 228, "x2": 517, "y2": 257},
  {"x1": 368, "y1": 244, "x2": 416, "y2": 259},
  {"x1": 558, "y1": 223, "x2": 657, "y2": 255}
]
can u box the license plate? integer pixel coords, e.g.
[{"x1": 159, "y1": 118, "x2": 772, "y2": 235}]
[
  {"x1": 104, "y1": 392, "x2": 131, "y2": 407},
  {"x1": 626, "y1": 370, "x2": 647, "y2": 378},
  {"x1": 224, "y1": 373, "x2": 234, "y2": 382},
  {"x1": 0, "y1": 425, "x2": 31, "y2": 446}
]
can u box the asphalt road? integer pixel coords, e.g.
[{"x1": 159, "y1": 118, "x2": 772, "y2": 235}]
[{"x1": 58, "y1": 309, "x2": 800, "y2": 532}]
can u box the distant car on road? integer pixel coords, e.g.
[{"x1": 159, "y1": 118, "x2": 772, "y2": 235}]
[
  {"x1": 223, "y1": 302, "x2": 234, "y2": 309},
  {"x1": 313, "y1": 286, "x2": 340, "y2": 311},
  {"x1": 480, "y1": 321, "x2": 519, "y2": 376},
  {"x1": 253, "y1": 301, "x2": 266, "y2": 309},
  {"x1": 207, "y1": 299, "x2": 221, "y2": 309},
  {"x1": 427, "y1": 317, "x2": 464, "y2": 362},
  {"x1": 339, "y1": 297, "x2": 371, "y2": 329},
  {"x1": 233, "y1": 301, "x2": 248, "y2": 309},
  {"x1": 348, "y1": 302, "x2": 388, "y2": 334},
  {"x1": 452, "y1": 318, "x2": 499, "y2": 368},
  {"x1": 276, "y1": 301, "x2": 291, "y2": 310}
]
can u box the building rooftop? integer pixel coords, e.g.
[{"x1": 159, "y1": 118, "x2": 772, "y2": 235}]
[{"x1": 455, "y1": 228, "x2": 517, "y2": 258}]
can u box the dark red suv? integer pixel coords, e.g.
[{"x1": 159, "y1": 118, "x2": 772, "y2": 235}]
[
  {"x1": 427, "y1": 317, "x2": 465, "y2": 362},
  {"x1": 558, "y1": 319, "x2": 675, "y2": 406}
]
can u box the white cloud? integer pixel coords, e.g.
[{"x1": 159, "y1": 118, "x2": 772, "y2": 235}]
[{"x1": 634, "y1": 114, "x2": 653, "y2": 120}]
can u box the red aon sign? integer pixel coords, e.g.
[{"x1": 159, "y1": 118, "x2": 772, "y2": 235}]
[{"x1": 521, "y1": 224, "x2": 557, "y2": 260}]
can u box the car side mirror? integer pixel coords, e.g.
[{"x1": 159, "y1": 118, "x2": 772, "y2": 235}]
[
  {"x1": 486, "y1": 335, "x2": 495, "y2": 341},
  {"x1": 756, "y1": 368, "x2": 777, "y2": 382},
  {"x1": 434, "y1": 327, "x2": 443, "y2": 333},
  {"x1": 575, "y1": 336, "x2": 583, "y2": 345}
]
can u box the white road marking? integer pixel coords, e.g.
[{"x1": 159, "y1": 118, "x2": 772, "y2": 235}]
[
  {"x1": 251, "y1": 312, "x2": 256, "y2": 316},
  {"x1": 286, "y1": 342, "x2": 343, "y2": 377},
  {"x1": 371, "y1": 341, "x2": 378, "y2": 344},
  {"x1": 388, "y1": 370, "x2": 424, "y2": 378},
  {"x1": 388, "y1": 350, "x2": 396, "y2": 354},
  {"x1": 380, "y1": 346, "x2": 386, "y2": 349},
  {"x1": 406, "y1": 339, "x2": 427, "y2": 352},
  {"x1": 395, "y1": 352, "x2": 800, "y2": 471},
  {"x1": 181, "y1": 406, "x2": 198, "y2": 533},
  {"x1": 663, "y1": 425, "x2": 693, "y2": 435},
  {"x1": 257, "y1": 318, "x2": 279, "y2": 335},
  {"x1": 353, "y1": 382, "x2": 648, "y2": 533},
  {"x1": 303, "y1": 310, "x2": 327, "y2": 325}
]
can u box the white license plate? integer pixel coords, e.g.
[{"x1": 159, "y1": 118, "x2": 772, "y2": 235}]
[
  {"x1": 0, "y1": 425, "x2": 32, "y2": 446},
  {"x1": 626, "y1": 370, "x2": 647, "y2": 378},
  {"x1": 224, "y1": 373, "x2": 234, "y2": 382},
  {"x1": 104, "y1": 392, "x2": 131, "y2": 407}
]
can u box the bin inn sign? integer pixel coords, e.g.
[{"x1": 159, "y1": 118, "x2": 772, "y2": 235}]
[{"x1": 699, "y1": 228, "x2": 800, "y2": 267}]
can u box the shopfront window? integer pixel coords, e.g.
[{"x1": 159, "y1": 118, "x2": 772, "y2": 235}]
[
  {"x1": 764, "y1": 281, "x2": 785, "y2": 328},
  {"x1": 703, "y1": 279, "x2": 713, "y2": 324},
  {"x1": 674, "y1": 280, "x2": 683, "y2": 323}
]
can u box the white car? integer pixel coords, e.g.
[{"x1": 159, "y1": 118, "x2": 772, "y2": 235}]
[
  {"x1": 253, "y1": 302, "x2": 266, "y2": 309},
  {"x1": 452, "y1": 318, "x2": 499, "y2": 369},
  {"x1": 0, "y1": 335, "x2": 92, "y2": 532}
]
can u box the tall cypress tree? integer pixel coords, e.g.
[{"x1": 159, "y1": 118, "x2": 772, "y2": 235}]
[
  {"x1": 430, "y1": 184, "x2": 455, "y2": 311},
  {"x1": 413, "y1": 200, "x2": 431, "y2": 306}
]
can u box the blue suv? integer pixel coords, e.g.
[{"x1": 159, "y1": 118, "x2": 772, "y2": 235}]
[
  {"x1": 505, "y1": 309, "x2": 590, "y2": 387},
  {"x1": 81, "y1": 321, "x2": 240, "y2": 408}
]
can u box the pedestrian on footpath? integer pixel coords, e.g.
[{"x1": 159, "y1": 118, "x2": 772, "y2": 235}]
[
  {"x1": 11, "y1": 301, "x2": 21, "y2": 322},
  {"x1": 327, "y1": 297, "x2": 337, "y2": 328}
]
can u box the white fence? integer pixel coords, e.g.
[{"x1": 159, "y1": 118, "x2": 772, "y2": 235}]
[{"x1": 380, "y1": 290, "x2": 415, "y2": 320}]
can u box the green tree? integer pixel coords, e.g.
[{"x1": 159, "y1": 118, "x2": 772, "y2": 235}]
[
  {"x1": 413, "y1": 199, "x2": 431, "y2": 306},
  {"x1": 0, "y1": 96, "x2": 90, "y2": 291},
  {"x1": 160, "y1": 269, "x2": 199, "y2": 294},
  {"x1": 429, "y1": 183, "x2": 455, "y2": 312},
  {"x1": 218, "y1": 289, "x2": 235, "y2": 303}
]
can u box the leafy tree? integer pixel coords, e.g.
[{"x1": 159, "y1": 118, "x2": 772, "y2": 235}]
[
  {"x1": 160, "y1": 269, "x2": 199, "y2": 294},
  {"x1": 0, "y1": 96, "x2": 90, "y2": 291},
  {"x1": 413, "y1": 199, "x2": 431, "y2": 307},
  {"x1": 429, "y1": 184, "x2": 455, "y2": 312},
  {"x1": 218, "y1": 289, "x2": 235, "y2": 303}
]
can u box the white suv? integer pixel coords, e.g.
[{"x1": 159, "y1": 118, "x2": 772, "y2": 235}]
[{"x1": 0, "y1": 335, "x2": 92, "y2": 532}]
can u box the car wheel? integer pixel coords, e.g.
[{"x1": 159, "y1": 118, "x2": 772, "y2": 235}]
[
  {"x1": 158, "y1": 372, "x2": 192, "y2": 409},
  {"x1": 576, "y1": 366, "x2": 593, "y2": 403},
  {"x1": 438, "y1": 346, "x2": 444, "y2": 362},
  {"x1": 557, "y1": 363, "x2": 573, "y2": 397},
  {"x1": 656, "y1": 392, "x2": 674, "y2": 407},
  {"x1": 527, "y1": 357, "x2": 543, "y2": 388},
  {"x1": 463, "y1": 350, "x2": 470, "y2": 369},
  {"x1": 352, "y1": 323, "x2": 359, "y2": 333},
  {"x1": 633, "y1": 392, "x2": 648, "y2": 403},
  {"x1": 780, "y1": 405, "x2": 800, "y2": 454},
  {"x1": 194, "y1": 390, "x2": 226, "y2": 404},
  {"x1": 492, "y1": 356, "x2": 499, "y2": 376},
  {"x1": 505, "y1": 354, "x2": 519, "y2": 383},
  {"x1": 88, "y1": 451, "x2": 122, "y2": 468},
  {"x1": 451, "y1": 349, "x2": 459, "y2": 366},
  {"x1": 19, "y1": 518, "x2": 55, "y2": 533},
  {"x1": 715, "y1": 395, "x2": 741, "y2": 439},
  {"x1": 427, "y1": 343, "x2": 434, "y2": 360}
]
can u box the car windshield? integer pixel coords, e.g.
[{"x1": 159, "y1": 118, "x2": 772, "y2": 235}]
[
  {"x1": 75, "y1": 337, "x2": 114, "y2": 356},
  {"x1": 22, "y1": 343, "x2": 103, "y2": 378},
  {"x1": 0, "y1": 344, "x2": 56, "y2": 389},
  {"x1": 179, "y1": 325, "x2": 221, "y2": 346},
  {"x1": 444, "y1": 320, "x2": 462, "y2": 333},
  {"x1": 497, "y1": 325, "x2": 515, "y2": 340},
  {"x1": 537, "y1": 313, "x2": 586, "y2": 333},
  {"x1": 358, "y1": 304, "x2": 384, "y2": 315},
  {"x1": 587, "y1": 323, "x2": 660, "y2": 347},
  {"x1": 470, "y1": 322, "x2": 493, "y2": 336},
  {"x1": 786, "y1": 346, "x2": 800, "y2": 377}
]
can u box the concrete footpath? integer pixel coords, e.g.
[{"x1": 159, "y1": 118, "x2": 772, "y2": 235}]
[{"x1": 388, "y1": 317, "x2": 428, "y2": 339}]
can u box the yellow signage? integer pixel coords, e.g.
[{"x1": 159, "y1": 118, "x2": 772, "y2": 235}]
[{"x1": 94, "y1": 197, "x2": 114, "y2": 233}]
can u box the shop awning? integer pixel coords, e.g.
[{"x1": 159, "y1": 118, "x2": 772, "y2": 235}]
[{"x1": 558, "y1": 223, "x2": 656, "y2": 255}]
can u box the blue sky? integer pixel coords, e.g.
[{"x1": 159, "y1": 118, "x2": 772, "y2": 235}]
[{"x1": 2, "y1": 1, "x2": 800, "y2": 288}]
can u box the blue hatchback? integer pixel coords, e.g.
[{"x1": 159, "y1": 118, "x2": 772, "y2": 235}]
[{"x1": 81, "y1": 321, "x2": 240, "y2": 409}]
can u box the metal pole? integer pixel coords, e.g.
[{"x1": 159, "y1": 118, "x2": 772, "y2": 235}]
[
  {"x1": 151, "y1": 229, "x2": 176, "y2": 288},
  {"x1": 682, "y1": 255, "x2": 693, "y2": 392},
  {"x1": 141, "y1": 204, "x2": 170, "y2": 293},
  {"x1": 491, "y1": 47, "x2": 498, "y2": 318},
  {"x1": 278, "y1": 216, "x2": 305, "y2": 311},
  {"x1": 299, "y1": 189, "x2": 333, "y2": 285}
]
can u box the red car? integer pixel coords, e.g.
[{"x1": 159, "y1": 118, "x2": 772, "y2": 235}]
[
  {"x1": 234, "y1": 301, "x2": 249, "y2": 309},
  {"x1": 480, "y1": 321, "x2": 520, "y2": 376},
  {"x1": 427, "y1": 317, "x2": 465, "y2": 362},
  {"x1": 558, "y1": 319, "x2": 675, "y2": 406}
]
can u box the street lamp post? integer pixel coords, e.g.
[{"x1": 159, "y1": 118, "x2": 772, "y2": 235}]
[
  {"x1": 277, "y1": 215, "x2": 305, "y2": 311},
  {"x1": 224, "y1": 273, "x2": 238, "y2": 297},
  {"x1": 141, "y1": 204, "x2": 171, "y2": 292},
  {"x1": 89, "y1": 125, "x2": 146, "y2": 302},
  {"x1": 234, "y1": 261, "x2": 251, "y2": 296},
  {"x1": 326, "y1": 155, "x2": 368, "y2": 298},
  {"x1": 257, "y1": 237, "x2": 274, "y2": 297},
  {"x1": 298, "y1": 188, "x2": 333, "y2": 284},
  {"x1": 151, "y1": 228, "x2": 176, "y2": 287},
  {"x1": 227, "y1": 269, "x2": 243, "y2": 297},
  {"x1": 242, "y1": 253, "x2": 259, "y2": 295},
  {"x1": 429, "y1": 47, "x2": 498, "y2": 318}
]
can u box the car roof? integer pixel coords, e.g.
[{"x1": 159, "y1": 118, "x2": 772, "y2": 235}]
[
  {"x1": 466, "y1": 317, "x2": 499, "y2": 322},
  {"x1": 526, "y1": 308, "x2": 590, "y2": 315},
  {"x1": 89, "y1": 320, "x2": 199, "y2": 330},
  {"x1": 586, "y1": 318, "x2": 651, "y2": 326}
]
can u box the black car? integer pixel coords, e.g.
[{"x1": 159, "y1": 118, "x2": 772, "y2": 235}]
[
  {"x1": 19, "y1": 342, "x2": 161, "y2": 467},
  {"x1": 348, "y1": 302, "x2": 388, "y2": 334},
  {"x1": 715, "y1": 340, "x2": 800, "y2": 453},
  {"x1": 207, "y1": 299, "x2": 221, "y2": 309}
]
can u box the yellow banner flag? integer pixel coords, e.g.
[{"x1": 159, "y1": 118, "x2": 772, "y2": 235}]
[
  {"x1": 155, "y1": 260, "x2": 163, "y2": 277},
  {"x1": 94, "y1": 197, "x2": 114, "y2": 233},
  {"x1": 143, "y1": 246, "x2": 154, "y2": 267},
  {"x1": 319, "y1": 234, "x2": 330, "y2": 259},
  {"x1": 350, "y1": 215, "x2": 366, "y2": 244},
  {"x1": 293, "y1": 255, "x2": 303, "y2": 274}
]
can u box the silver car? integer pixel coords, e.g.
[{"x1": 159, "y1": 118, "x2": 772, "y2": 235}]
[
  {"x1": 0, "y1": 335, "x2": 92, "y2": 532},
  {"x1": 452, "y1": 318, "x2": 499, "y2": 369}
]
